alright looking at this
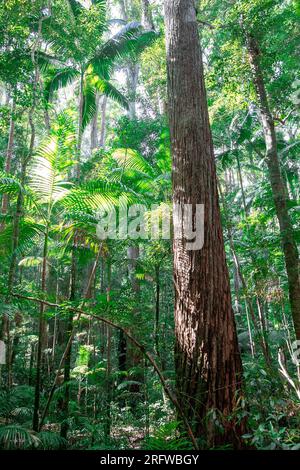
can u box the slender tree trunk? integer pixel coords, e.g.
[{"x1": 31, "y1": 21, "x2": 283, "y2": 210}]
[
  {"x1": 5, "y1": 99, "x2": 15, "y2": 176},
  {"x1": 126, "y1": 63, "x2": 139, "y2": 119},
  {"x1": 60, "y1": 236, "x2": 77, "y2": 441},
  {"x1": 141, "y1": 0, "x2": 155, "y2": 30},
  {"x1": 235, "y1": 152, "x2": 247, "y2": 216},
  {"x1": 39, "y1": 249, "x2": 101, "y2": 431},
  {"x1": 99, "y1": 96, "x2": 107, "y2": 148},
  {"x1": 90, "y1": 92, "x2": 101, "y2": 151},
  {"x1": 245, "y1": 33, "x2": 300, "y2": 339},
  {"x1": 118, "y1": 330, "x2": 127, "y2": 375},
  {"x1": 154, "y1": 265, "x2": 160, "y2": 357},
  {"x1": 76, "y1": 71, "x2": 84, "y2": 180},
  {"x1": 0, "y1": 10, "x2": 44, "y2": 355},
  {"x1": 0, "y1": 99, "x2": 16, "y2": 230},
  {"x1": 99, "y1": 95, "x2": 107, "y2": 148},
  {"x1": 165, "y1": 0, "x2": 246, "y2": 447},
  {"x1": 119, "y1": 0, "x2": 140, "y2": 120},
  {"x1": 119, "y1": 0, "x2": 128, "y2": 21},
  {"x1": 44, "y1": 107, "x2": 51, "y2": 133},
  {"x1": 127, "y1": 245, "x2": 144, "y2": 399},
  {"x1": 104, "y1": 324, "x2": 112, "y2": 440},
  {"x1": 33, "y1": 227, "x2": 49, "y2": 431}
]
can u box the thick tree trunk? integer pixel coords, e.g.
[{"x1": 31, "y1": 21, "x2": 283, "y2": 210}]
[
  {"x1": 165, "y1": 0, "x2": 246, "y2": 447},
  {"x1": 246, "y1": 34, "x2": 300, "y2": 340}
]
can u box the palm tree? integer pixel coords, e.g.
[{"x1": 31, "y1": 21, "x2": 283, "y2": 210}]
[{"x1": 42, "y1": 0, "x2": 156, "y2": 178}]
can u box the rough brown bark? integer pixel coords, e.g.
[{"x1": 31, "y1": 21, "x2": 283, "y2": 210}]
[
  {"x1": 165, "y1": 0, "x2": 246, "y2": 447},
  {"x1": 246, "y1": 34, "x2": 300, "y2": 340}
]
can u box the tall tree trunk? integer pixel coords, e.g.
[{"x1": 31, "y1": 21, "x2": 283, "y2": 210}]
[
  {"x1": 154, "y1": 265, "x2": 160, "y2": 357},
  {"x1": 76, "y1": 71, "x2": 84, "y2": 180},
  {"x1": 0, "y1": 98, "x2": 16, "y2": 231},
  {"x1": 33, "y1": 227, "x2": 49, "y2": 431},
  {"x1": 218, "y1": 181, "x2": 271, "y2": 365},
  {"x1": 39, "y1": 249, "x2": 101, "y2": 431},
  {"x1": 99, "y1": 95, "x2": 107, "y2": 148},
  {"x1": 141, "y1": 0, "x2": 155, "y2": 30},
  {"x1": 4, "y1": 99, "x2": 15, "y2": 172},
  {"x1": 2, "y1": 8, "x2": 44, "y2": 330},
  {"x1": 60, "y1": 238, "x2": 77, "y2": 441},
  {"x1": 164, "y1": 0, "x2": 246, "y2": 447},
  {"x1": 127, "y1": 245, "x2": 142, "y2": 364},
  {"x1": 119, "y1": 0, "x2": 140, "y2": 120},
  {"x1": 245, "y1": 33, "x2": 300, "y2": 340},
  {"x1": 126, "y1": 63, "x2": 139, "y2": 119},
  {"x1": 90, "y1": 92, "x2": 101, "y2": 151}
]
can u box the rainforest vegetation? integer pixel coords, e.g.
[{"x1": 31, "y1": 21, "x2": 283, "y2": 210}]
[{"x1": 0, "y1": 0, "x2": 299, "y2": 452}]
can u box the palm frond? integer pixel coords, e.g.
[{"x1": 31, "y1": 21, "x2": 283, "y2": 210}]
[
  {"x1": 90, "y1": 22, "x2": 157, "y2": 76},
  {"x1": 66, "y1": 0, "x2": 84, "y2": 19},
  {"x1": 0, "y1": 219, "x2": 44, "y2": 256},
  {"x1": 29, "y1": 137, "x2": 72, "y2": 206},
  {"x1": 18, "y1": 256, "x2": 44, "y2": 267},
  {"x1": 38, "y1": 431, "x2": 67, "y2": 450},
  {"x1": 0, "y1": 425, "x2": 40, "y2": 450},
  {"x1": 62, "y1": 180, "x2": 138, "y2": 212}
]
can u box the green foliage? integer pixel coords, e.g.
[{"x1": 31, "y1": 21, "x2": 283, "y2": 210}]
[
  {"x1": 0, "y1": 0, "x2": 299, "y2": 453},
  {"x1": 142, "y1": 421, "x2": 193, "y2": 450}
]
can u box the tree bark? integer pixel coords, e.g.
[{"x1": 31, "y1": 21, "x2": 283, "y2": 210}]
[
  {"x1": 0, "y1": 98, "x2": 16, "y2": 230},
  {"x1": 245, "y1": 33, "x2": 300, "y2": 340},
  {"x1": 126, "y1": 63, "x2": 139, "y2": 119},
  {"x1": 32, "y1": 227, "x2": 49, "y2": 431},
  {"x1": 59, "y1": 247, "x2": 76, "y2": 441},
  {"x1": 154, "y1": 265, "x2": 160, "y2": 357},
  {"x1": 141, "y1": 0, "x2": 155, "y2": 30},
  {"x1": 99, "y1": 95, "x2": 107, "y2": 148},
  {"x1": 165, "y1": 0, "x2": 246, "y2": 447}
]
